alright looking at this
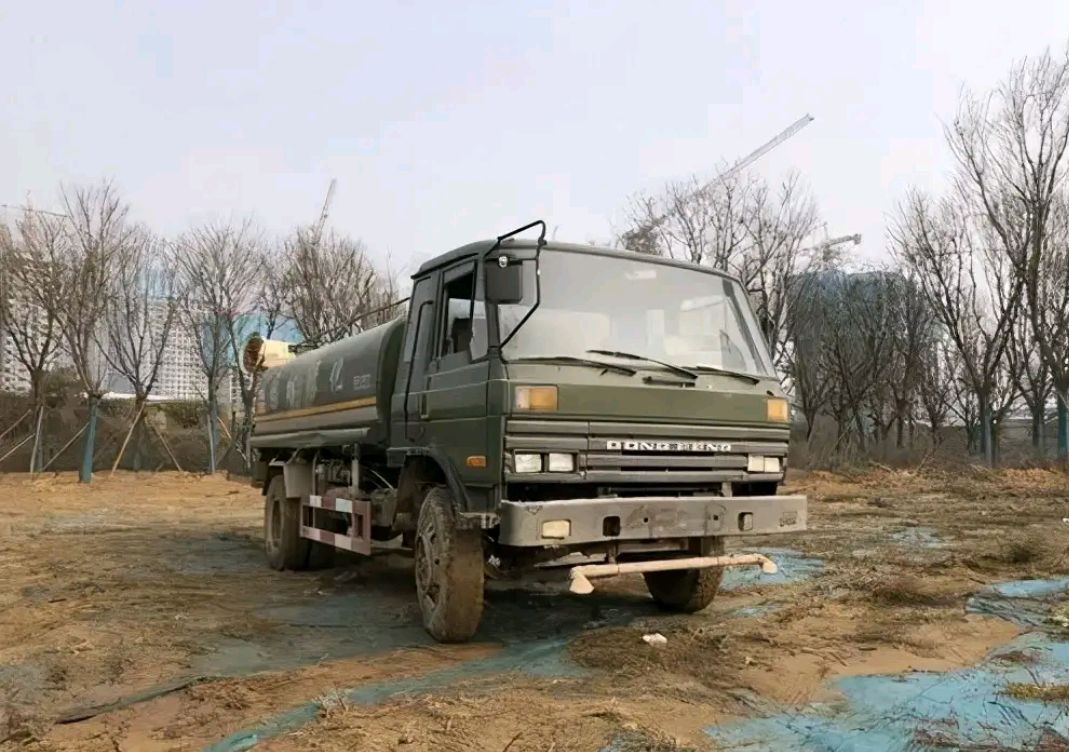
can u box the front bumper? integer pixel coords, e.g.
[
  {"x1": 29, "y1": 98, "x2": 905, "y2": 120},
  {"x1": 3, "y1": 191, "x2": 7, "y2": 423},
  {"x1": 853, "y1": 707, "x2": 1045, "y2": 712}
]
[{"x1": 497, "y1": 494, "x2": 807, "y2": 547}]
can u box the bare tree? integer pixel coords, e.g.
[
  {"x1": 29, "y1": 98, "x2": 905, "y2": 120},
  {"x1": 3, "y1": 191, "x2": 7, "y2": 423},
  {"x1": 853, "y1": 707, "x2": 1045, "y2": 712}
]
[
  {"x1": 782, "y1": 269, "x2": 836, "y2": 442},
  {"x1": 918, "y1": 341, "x2": 958, "y2": 446},
  {"x1": 949, "y1": 45, "x2": 1069, "y2": 461},
  {"x1": 736, "y1": 172, "x2": 821, "y2": 371},
  {"x1": 101, "y1": 231, "x2": 178, "y2": 470},
  {"x1": 1007, "y1": 311, "x2": 1053, "y2": 454},
  {"x1": 282, "y1": 227, "x2": 399, "y2": 348},
  {"x1": 621, "y1": 170, "x2": 752, "y2": 266},
  {"x1": 176, "y1": 221, "x2": 261, "y2": 472},
  {"x1": 884, "y1": 274, "x2": 936, "y2": 448},
  {"x1": 823, "y1": 271, "x2": 896, "y2": 454},
  {"x1": 892, "y1": 191, "x2": 1023, "y2": 465},
  {"x1": 56, "y1": 183, "x2": 130, "y2": 481},
  {"x1": 0, "y1": 210, "x2": 67, "y2": 470}
]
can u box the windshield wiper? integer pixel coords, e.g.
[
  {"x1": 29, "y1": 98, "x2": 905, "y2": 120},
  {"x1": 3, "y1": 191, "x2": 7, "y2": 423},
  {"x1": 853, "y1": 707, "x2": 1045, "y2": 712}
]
[
  {"x1": 686, "y1": 364, "x2": 762, "y2": 384},
  {"x1": 508, "y1": 355, "x2": 637, "y2": 376},
  {"x1": 586, "y1": 349, "x2": 698, "y2": 381}
]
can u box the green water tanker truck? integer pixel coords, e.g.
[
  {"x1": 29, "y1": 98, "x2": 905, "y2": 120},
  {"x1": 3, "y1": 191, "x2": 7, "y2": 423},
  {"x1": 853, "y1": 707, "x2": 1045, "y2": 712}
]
[{"x1": 249, "y1": 222, "x2": 806, "y2": 642}]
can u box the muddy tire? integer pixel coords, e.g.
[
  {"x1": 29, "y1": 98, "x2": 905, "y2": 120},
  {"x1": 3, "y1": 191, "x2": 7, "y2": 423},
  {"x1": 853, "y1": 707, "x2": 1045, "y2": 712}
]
[
  {"x1": 643, "y1": 538, "x2": 725, "y2": 612},
  {"x1": 306, "y1": 537, "x2": 336, "y2": 570},
  {"x1": 414, "y1": 487, "x2": 484, "y2": 642},
  {"x1": 643, "y1": 568, "x2": 723, "y2": 612},
  {"x1": 264, "y1": 475, "x2": 310, "y2": 571}
]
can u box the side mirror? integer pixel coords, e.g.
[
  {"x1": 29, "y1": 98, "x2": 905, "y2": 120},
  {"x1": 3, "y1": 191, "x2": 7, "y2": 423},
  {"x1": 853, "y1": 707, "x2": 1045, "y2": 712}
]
[{"x1": 485, "y1": 258, "x2": 525, "y2": 304}]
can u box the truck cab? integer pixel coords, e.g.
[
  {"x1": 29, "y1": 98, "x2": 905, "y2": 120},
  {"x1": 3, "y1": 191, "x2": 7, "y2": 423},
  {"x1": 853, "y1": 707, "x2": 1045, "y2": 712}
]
[{"x1": 251, "y1": 223, "x2": 806, "y2": 642}]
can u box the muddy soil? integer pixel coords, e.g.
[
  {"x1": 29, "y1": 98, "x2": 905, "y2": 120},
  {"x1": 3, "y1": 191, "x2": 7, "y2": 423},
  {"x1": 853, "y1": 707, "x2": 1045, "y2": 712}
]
[{"x1": 1, "y1": 467, "x2": 1068, "y2": 751}]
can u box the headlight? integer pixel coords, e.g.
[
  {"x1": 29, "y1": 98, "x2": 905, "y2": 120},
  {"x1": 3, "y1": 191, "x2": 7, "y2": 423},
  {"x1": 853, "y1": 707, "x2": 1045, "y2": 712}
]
[
  {"x1": 767, "y1": 397, "x2": 789, "y2": 422},
  {"x1": 514, "y1": 385, "x2": 558, "y2": 412},
  {"x1": 547, "y1": 453, "x2": 575, "y2": 472},
  {"x1": 514, "y1": 452, "x2": 543, "y2": 473}
]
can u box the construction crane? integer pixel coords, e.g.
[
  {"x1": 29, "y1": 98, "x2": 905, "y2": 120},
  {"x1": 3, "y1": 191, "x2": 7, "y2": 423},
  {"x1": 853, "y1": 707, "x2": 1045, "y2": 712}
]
[
  {"x1": 804, "y1": 233, "x2": 861, "y2": 262},
  {"x1": 646, "y1": 114, "x2": 814, "y2": 228},
  {"x1": 309, "y1": 178, "x2": 337, "y2": 249},
  {"x1": 709, "y1": 113, "x2": 814, "y2": 192}
]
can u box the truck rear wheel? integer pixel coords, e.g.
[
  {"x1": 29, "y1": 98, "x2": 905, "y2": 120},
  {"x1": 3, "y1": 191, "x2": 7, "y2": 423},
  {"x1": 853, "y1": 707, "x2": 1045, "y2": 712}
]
[
  {"x1": 264, "y1": 475, "x2": 311, "y2": 571},
  {"x1": 414, "y1": 487, "x2": 484, "y2": 642},
  {"x1": 643, "y1": 538, "x2": 725, "y2": 613}
]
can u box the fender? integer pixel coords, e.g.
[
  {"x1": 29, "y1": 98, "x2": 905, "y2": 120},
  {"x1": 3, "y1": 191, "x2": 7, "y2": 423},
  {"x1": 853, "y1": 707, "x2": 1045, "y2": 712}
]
[
  {"x1": 267, "y1": 457, "x2": 314, "y2": 499},
  {"x1": 388, "y1": 446, "x2": 472, "y2": 513}
]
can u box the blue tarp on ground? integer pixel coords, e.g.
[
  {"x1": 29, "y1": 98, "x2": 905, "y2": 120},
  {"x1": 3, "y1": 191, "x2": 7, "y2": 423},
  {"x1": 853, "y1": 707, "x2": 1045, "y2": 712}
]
[
  {"x1": 721, "y1": 548, "x2": 824, "y2": 591},
  {"x1": 709, "y1": 578, "x2": 1069, "y2": 751},
  {"x1": 203, "y1": 639, "x2": 578, "y2": 752},
  {"x1": 889, "y1": 526, "x2": 945, "y2": 549}
]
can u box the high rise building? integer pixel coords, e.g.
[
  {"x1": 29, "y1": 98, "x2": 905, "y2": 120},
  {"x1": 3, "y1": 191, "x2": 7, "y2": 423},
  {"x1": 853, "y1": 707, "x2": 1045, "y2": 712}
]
[{"x1": 0, "y1": 266, "x2": 65, "y2": 394}]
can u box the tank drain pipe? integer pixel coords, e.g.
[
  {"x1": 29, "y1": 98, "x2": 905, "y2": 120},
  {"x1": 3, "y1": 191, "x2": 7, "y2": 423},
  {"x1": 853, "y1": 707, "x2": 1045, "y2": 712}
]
[{"x1": 569, "y1": 553, "x2": 779, "y2": 595}]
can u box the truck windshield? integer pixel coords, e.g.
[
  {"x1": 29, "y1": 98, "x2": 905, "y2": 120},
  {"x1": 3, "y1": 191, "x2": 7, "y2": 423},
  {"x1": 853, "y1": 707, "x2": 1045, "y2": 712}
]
[{"x1": 498, "y1": 250, "x2": 774, "y2": 377}]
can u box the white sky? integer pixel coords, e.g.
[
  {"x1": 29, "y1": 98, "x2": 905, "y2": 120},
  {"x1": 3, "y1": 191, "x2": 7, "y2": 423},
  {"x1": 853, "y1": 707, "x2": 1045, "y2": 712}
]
[{"x1": 3, "y1": 1, "x2": 1069, "y2": 275}]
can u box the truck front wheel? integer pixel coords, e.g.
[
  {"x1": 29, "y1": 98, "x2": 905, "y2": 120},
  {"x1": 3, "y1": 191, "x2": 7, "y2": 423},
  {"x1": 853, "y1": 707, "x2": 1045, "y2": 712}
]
[
  {"x1": 414, "y1": 487, "x2": 484, "y2": 642},
  {"x1": 264, "y1": 475, "x2": 311, "y2": 571},
  {"x1": 643, "y1": 538, "x2": 725, "y2": 613}
]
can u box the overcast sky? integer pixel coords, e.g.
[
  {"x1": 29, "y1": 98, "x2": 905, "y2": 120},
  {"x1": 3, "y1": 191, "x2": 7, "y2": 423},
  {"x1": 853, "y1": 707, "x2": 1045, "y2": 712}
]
[{"x1": 3, "y1": 1, "x2": 1069, "y2": 275}]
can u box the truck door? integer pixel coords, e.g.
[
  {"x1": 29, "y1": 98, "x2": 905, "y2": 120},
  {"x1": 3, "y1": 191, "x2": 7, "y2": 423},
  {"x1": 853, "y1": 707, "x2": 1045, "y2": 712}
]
[
  {"x1": 422, "y1": 261, "x2": 493, "y2": 502},
  {"x1": 392, "y1": 274, "x2": 436, "y2": 443}
]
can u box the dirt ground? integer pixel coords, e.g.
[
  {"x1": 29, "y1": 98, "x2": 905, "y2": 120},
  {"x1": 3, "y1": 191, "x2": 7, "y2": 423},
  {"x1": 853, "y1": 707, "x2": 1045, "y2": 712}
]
[{"x1": 2, "y1": 467, "x2": 1068, "y2": 751}]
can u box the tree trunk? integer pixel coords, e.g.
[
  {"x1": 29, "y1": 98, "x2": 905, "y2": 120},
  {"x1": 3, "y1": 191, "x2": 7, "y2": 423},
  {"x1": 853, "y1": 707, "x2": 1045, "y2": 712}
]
[
  {"x1": 207, "y1": 390, "x2": 218, "y2": 474},
  {"x1": 979, "y1": 394, "x2": 994, "y2": 467},
  {"x1": 28, "y1": 370, "x2": 46, "y2": 472},
  {"x1": 79, "y1": 396, "x2": 99, "y2": 483},
  {"x1": 1058, "y1": 392, "x2": 1068, "y2": 464},
  {"x1": 1032, "y1": 403, "x2": 1045, "y2": 455},
  {"x1": 241, "y1": 394, "x2": 255, "y2": 473},
  {"x1": 132, "y1": 396, "x2": 147, "y2": 472},
  {"x1": 803, "y1": 408, "x2": 818, "y2": 442}
]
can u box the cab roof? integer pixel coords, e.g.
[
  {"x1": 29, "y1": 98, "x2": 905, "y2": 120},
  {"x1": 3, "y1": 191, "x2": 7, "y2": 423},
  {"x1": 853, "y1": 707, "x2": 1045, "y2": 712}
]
[{"x1": 413, "y1": 238, "x2": 738, "y2": 283}]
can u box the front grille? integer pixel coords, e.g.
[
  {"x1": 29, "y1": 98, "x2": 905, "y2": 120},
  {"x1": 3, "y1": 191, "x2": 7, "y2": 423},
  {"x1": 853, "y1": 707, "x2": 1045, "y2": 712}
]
[{"x1": 504, "y1": 420, "x2": 788, "y2": 485}]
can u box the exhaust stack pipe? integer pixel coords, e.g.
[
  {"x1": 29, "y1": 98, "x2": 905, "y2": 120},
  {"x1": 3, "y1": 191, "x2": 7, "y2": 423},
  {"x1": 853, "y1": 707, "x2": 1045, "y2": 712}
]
[{"x1": 568, "y1": 553, "x2": 779, "y2": 595}]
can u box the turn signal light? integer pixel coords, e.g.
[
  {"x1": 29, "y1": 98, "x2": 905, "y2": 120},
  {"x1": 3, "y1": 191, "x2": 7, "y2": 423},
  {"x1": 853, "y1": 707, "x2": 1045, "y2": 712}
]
[
  {"x1": 767, "y1": 397, "x2": 789, "y2": 422},
  {"x1": 514, "y1": 385, "x2": 558, "y2": 412}
]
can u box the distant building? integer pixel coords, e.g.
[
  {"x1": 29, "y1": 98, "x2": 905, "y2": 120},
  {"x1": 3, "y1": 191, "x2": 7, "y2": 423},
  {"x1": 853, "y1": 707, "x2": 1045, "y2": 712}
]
[
  {"x1": 103, "y1": 299, "x2": 222, "y2": 404},
  {"x1": 0, "y1": 265, "x2": 67, "y2": 393},
  {"x1": 155, "y1": 307, "x2": 209, "y2": 402}
]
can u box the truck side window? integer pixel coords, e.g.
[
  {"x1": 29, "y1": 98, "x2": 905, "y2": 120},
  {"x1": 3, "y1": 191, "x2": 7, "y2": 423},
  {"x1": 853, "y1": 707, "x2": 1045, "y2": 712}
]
[
  {"x1": 439, "y1": 265, "x2": 487, "y2": 362},
  {"x1": 402, "y1": 277, "x2": 434, "y2": 365}
]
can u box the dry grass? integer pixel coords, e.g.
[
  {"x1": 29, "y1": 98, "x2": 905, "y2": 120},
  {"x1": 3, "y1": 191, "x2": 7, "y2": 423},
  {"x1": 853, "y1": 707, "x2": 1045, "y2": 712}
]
[
  {"x1": 569, "y1": 624, "x2": 733, "y2": 688},
  {"x1": 1001, "y1": 538, "x2": 1047, "y2": 565},
  {"x1": 1003, "y1": 683, "x2": 1069, "y2": 703},
  {"x1": 868, "y1": 574, "x2": 953, "y2": 607},
  {"x1": 0, "y1": 702, "x2": 46, "y2": 746}
]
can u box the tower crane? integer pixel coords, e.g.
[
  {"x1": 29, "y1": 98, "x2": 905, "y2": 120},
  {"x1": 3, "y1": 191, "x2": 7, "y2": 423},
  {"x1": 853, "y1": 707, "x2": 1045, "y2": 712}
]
[
  {"x1": 646, "y1": 114, "x2": 814, "y2": 228},
  {"x1": 804, "y1": 233, "x2": 861, "y2": 261},
  {"x1": 309, "y1": 178, "x2": 337, "y2": 249}
]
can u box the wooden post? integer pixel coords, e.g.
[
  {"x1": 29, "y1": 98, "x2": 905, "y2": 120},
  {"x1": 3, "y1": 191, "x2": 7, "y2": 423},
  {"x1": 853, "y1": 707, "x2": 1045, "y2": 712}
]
[
  {"x1": 110, "y1": 402, "x2": 147, "y2": 476},
  {"x1": 0, "y1": 409, "x2": 30, "y2": 445},
  {"x1": 0, "y1": 432, "x2": 35, "y2": 465},
  {"x1": 147, "y1": 417, "x2": 183, "y2": 472},
  {"x1": 42, "y1": 421, "x2": 89, "y2": 473},
  {"x1": 29, "y1": 406, "x2": 44, "y2": 474}
]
